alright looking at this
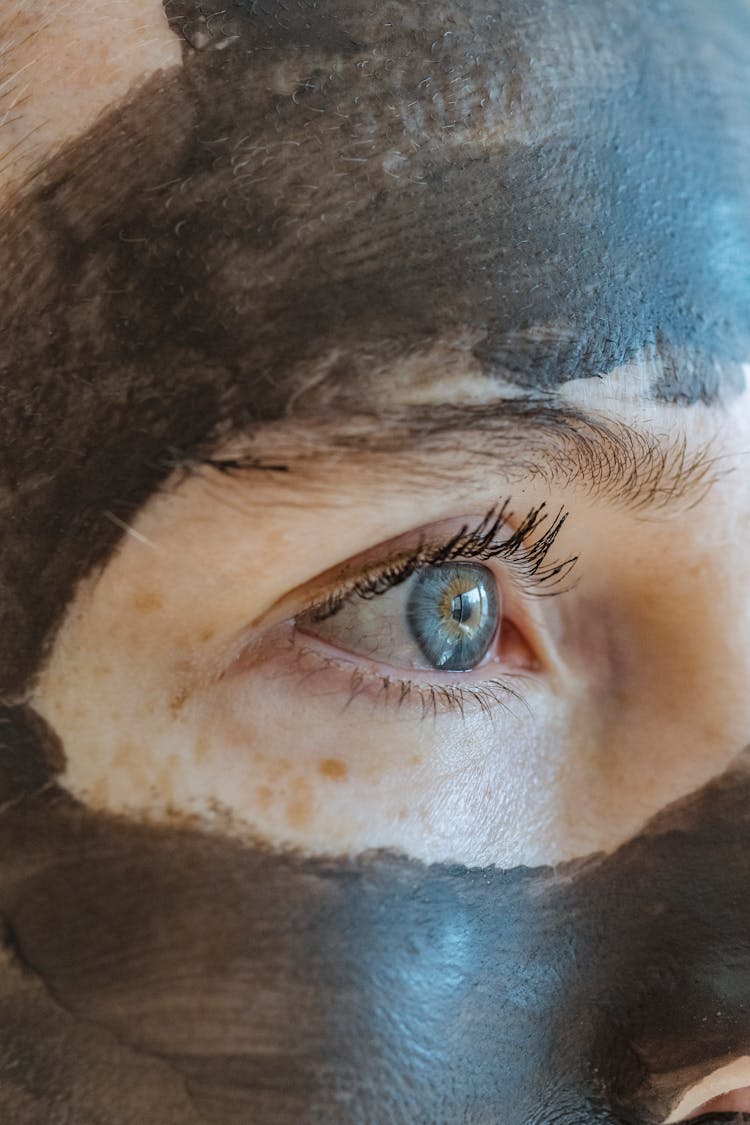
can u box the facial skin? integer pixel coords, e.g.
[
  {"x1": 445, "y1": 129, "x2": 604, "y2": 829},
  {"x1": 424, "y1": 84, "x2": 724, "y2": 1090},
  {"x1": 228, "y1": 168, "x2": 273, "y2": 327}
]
[{"x1": 1, "y1": 1, "x2": 750, "y2": 1122}]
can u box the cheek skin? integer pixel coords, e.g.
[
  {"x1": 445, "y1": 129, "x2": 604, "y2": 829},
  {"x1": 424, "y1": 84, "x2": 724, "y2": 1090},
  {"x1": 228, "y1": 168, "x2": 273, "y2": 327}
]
[
  {"x1": 548, "y1": 525, "x2": 750, "y2": 856},
  {"x1": 34, "y1": 584, "x2": 557, "y2": 865}
]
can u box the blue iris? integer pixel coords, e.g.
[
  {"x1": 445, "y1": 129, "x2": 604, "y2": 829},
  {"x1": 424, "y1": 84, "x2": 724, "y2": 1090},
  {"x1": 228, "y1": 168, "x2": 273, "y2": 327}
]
[{"x1": 406, "y1": 563, "x2": 499, "y2": 671}]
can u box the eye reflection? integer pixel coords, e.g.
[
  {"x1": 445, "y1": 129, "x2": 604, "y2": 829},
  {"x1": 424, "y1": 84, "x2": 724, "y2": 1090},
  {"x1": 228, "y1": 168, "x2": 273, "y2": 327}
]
[{"x1": 407, "y1": 564, "x2": 499, "y2": 671}]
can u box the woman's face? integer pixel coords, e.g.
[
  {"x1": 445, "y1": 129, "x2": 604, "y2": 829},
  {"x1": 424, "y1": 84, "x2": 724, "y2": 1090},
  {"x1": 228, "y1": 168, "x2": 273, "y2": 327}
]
[{"x1": 1, "y1": 2, "x2": 750, "y2": 1122}]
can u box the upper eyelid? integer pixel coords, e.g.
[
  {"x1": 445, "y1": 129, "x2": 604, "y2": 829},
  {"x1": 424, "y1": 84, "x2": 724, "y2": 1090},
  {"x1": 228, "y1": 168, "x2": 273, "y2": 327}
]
[{"x1": 253, "y1": 500, "x2": 576, "y2": 632}]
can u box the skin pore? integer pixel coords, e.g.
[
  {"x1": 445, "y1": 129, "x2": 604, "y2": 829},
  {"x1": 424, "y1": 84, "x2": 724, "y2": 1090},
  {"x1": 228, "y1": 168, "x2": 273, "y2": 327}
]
[{"x1": 1, "y1": 1, "x2": 750, "y2": 1122}]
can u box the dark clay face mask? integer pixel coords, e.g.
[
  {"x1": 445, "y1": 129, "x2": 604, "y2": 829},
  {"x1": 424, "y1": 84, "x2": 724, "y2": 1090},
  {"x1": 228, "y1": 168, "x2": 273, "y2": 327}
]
[
  {"x1": 3, "y1": 758, "x2": 750, "y2": 1124},
  {"x1": 0, "y1": 1, "x2": 749, "y2": 1122}
]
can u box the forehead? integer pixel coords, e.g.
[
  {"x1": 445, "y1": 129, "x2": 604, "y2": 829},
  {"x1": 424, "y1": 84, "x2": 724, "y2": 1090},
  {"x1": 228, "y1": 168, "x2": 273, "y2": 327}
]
[
  {"x1": 2, "y1": 1, "x2": 748, "y2": 434},
  {"x1": 4, "y1": 2, "x2": 748, "y2": 408}
]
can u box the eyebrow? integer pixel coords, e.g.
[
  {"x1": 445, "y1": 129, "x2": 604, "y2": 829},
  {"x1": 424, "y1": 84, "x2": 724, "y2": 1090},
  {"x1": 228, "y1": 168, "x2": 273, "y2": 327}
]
[{"x1": 191, "y1": 396, "x2": 721, "y2": 515}]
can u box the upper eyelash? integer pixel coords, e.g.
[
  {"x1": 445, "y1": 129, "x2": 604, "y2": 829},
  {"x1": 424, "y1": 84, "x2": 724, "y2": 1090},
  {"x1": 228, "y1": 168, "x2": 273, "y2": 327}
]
[{"x1": 307, "y1": 499, "x2": 578, "y2": 624}]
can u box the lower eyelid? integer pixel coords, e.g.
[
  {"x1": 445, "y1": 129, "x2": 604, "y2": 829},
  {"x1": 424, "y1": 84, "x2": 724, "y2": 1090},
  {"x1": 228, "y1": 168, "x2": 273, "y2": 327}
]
[
  {"x1": 218, "y1": 607, "x2": 541, "y2": 721},
  {"x1": 287, "y1": 635, "x2": 533, "y2": 718}
]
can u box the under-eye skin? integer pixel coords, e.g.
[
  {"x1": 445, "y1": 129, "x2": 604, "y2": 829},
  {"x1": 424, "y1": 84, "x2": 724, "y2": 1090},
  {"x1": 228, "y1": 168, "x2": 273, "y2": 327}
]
[{"x1": 284, "y1": 501, "x2": 576, "y2": 717}]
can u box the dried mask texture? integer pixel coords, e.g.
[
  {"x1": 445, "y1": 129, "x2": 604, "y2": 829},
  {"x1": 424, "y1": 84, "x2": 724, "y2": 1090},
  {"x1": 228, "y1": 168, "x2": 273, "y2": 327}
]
[{"x1": 0, "y1": 757, "x2": 750, "y2": 1122}]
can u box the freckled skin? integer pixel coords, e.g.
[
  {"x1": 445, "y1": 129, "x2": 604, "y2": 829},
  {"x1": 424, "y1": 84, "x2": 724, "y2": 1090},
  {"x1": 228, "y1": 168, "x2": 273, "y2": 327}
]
[
  {"x1": 0, "y1": 1, "x2": 749, "y2": 1121},
  {"x1": 132, "y1": 590, "x2": 164, "y2": 614}
]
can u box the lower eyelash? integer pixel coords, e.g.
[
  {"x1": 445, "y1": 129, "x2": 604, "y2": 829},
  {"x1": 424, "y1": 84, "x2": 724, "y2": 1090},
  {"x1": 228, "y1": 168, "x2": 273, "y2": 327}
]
[
  {"x1": 289, "y1": 638, "x2": 531, "y2": 722},
  {"x1": 372, "y1": 676, "x2": 529, "y2": 721}
]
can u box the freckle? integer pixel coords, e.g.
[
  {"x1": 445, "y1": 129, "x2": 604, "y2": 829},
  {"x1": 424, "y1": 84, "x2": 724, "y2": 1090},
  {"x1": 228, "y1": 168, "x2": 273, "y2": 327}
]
[
  {"x1": 198, "y1": 626, "x2": 216, "y2": 643},
  {"x1": 410, "y1": 754, "x2": 423, "y2": 767},
  {"x1": 286, "y1": 795, "x2": 312, "y2": 828},
  {"x1": 255, "y1": 784, "x2": 273, "y2": 810},
  {"x1": 219, "y1": 718, "x2": 256, "y2": 749},
  {"x1": 398, "y1": 807, "x2": 409, "y2": 821},
  {"x1": 318, "y1": 757, "x2": 348, "y2": 781},
  {"x1": 268, "y1": 757, "x2": 293, "y2": 783},
  {"x1": 132, "y1": 589, "x2": 163, "y2": 613}
]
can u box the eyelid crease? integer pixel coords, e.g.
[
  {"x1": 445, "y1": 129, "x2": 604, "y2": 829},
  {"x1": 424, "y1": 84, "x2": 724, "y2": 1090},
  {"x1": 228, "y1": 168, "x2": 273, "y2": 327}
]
[
  {"x1": 250, "y1": 499, "x2": 576, "y2": 632},
  {"x1": 305, "y1": 500, "x2": 576, "y2": 627}
]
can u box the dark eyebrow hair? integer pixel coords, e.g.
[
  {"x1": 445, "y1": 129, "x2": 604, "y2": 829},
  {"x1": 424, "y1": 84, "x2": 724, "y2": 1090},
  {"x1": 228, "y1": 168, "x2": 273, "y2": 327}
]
[{"x1": 190, "y1": 396, "x2": 721, "y2": 515}]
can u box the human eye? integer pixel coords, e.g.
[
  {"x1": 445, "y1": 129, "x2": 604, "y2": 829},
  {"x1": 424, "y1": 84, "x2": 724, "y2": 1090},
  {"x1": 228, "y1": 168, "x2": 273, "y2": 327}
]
[
  {"x1": 270, "y1": 501, "x2": 575, "y2": 718},
  {"x1": 302, "y1": 559, "x2": 502, "y2": 673}
]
